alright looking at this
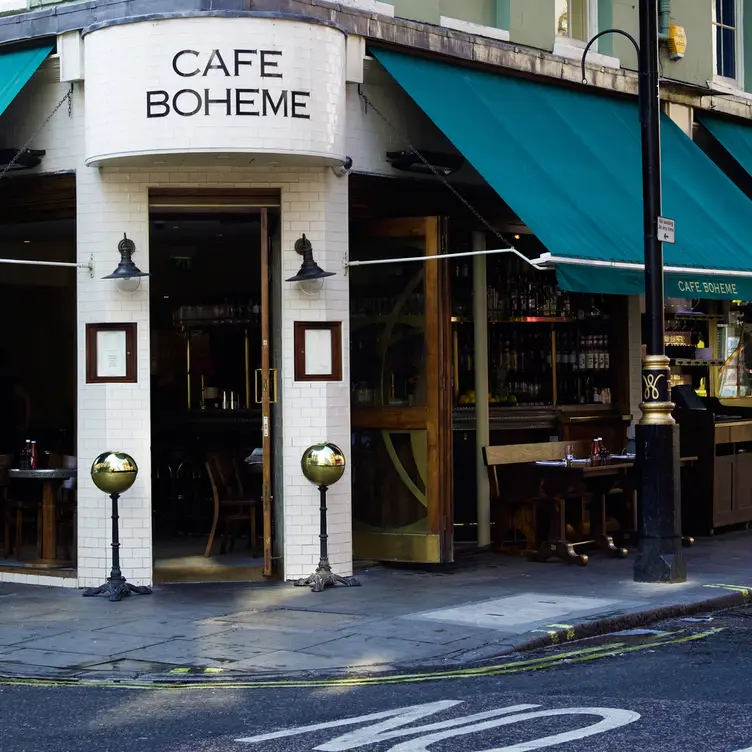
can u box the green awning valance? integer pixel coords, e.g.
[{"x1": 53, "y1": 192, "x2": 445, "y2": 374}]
[{"x1": 373, "y1": 48, "x2": 752, "y2": 300}]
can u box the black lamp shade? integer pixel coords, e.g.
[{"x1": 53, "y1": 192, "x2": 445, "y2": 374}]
[
  {"x1": 102, "y1": 234, "x2": 149, "y2": 280},
  {"x1": 286, "y1": 234, "x2": 335, "y2": 283}
]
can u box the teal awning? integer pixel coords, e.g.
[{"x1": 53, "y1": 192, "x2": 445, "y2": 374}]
[
  {"x1": 373, "y1": 48, "x2": 752, "y2": 300},
  {"x1": 698, "y1": 114, "x2": 752, "y2": 182},
  {"x1": 0, "y1": 44, "x2": 53, "y2": 117}
]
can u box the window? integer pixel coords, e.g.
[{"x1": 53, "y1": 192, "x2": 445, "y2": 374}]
[
  {"x1": 555, "y1": 0, "x2": 590, "y2": 42},
  {"x1": 713, "y1": 0, "x2": 741, "y2": 81}
]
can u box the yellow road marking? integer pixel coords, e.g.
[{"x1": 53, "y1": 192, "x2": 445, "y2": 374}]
[
  {"x1": 704, "y1": 584, "x2": 752, "y2": 596},
  {"x1": 0, "y1": 628, "x2": 723, "y2": 692}
]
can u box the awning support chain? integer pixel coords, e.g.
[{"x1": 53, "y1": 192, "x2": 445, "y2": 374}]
[
  {"x1": 0, "y1": 83, "x2": 73, "y2": 184},
  {"x1": 353, "y1": 85, "x2": 537, "y2": 270},
  {"x1": 346, "y1": 246, "x2": 545, "y2": 268}
]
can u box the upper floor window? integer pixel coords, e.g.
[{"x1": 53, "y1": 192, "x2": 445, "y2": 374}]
[
  {"x1": 556, "y1": 0, "x2": 591, "y2": 42},
  {"x1": 713, "y1": 0, "x2": 741, "y2": 81}
]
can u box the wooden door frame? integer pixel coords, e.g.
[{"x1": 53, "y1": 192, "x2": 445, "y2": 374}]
[
  {"x1": 260, "y1": 208, "x2": 273, "y2": 577},
  {"x1": 352, "y1": 216, "x2": 454, "y2": 561}
]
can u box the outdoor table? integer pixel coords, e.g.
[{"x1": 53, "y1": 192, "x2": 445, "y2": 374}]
[
  {"x1": 529, "y1": 457, "x2": 636, "y2": 566},
  {"x1": 9, "y1": 468, "x2": 77, "y2": 568}
]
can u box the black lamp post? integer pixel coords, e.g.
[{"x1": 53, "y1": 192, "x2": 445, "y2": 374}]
[
  {"x1": 582, "y1": 0, "x2": 685, "y2": 583},
  {"x1": 633, "y1": 0, "x2": 685, "y2": 583}
]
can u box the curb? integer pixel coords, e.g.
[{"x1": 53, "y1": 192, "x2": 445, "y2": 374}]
[
  {"x1": 0, "y1": 591, "x2": 749, "y2": 687},
  {"x1": 509, "y1": 590, "x2": 751, "y2": 654}
]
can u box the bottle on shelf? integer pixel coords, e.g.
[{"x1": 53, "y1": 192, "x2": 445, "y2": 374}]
[
  {"x1": 578, "y1": 336, "x2": 587, "y2": 371},
  {"x1": 29, "y1": 440, "x2": 38, "y2": 469},
  {"x1": 20, "y1": 440, "x2": 31, "y2": 469}
]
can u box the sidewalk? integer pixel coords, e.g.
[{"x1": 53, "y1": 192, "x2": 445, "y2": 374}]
[{"x1": 0, "y1": 532, "x2": 750, "y2": 682}]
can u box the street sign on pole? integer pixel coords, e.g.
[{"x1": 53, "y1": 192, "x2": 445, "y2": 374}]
[{"x1": 657, "y1": 216, "x2": 675, "y2": 244}]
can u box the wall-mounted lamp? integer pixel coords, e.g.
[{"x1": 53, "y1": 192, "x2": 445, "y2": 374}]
[
  {"x1": 102, "y1": 234, "x2": 149, "y2": 293},
  {"x1": 286, "y1": 234, "x2": 335, "y2": 294}
]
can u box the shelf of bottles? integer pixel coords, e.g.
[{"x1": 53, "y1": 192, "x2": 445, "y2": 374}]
[
  {"x1": 173, "y1": 300, "x2": 261, "y2": 328},
  {"x1": 453, "y1": 256, "x2": 616, "y2": 408},
  {"x1": 664, "y1": 308, "x2": 719, "y2": 393}
]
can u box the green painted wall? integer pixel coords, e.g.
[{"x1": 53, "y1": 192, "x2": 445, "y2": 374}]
[
  {"x1": 610, "y1": 1, "x2": 639, "y2": 71},
  {"x1": 440, "y1": 0, "x2": 495, "y2": 26},
  {"x1": 393, "y1": 0, "x2": 497, "y2": 27},
  {"x1": 609, "y1": 0, "x2": 713, "y2": 87},
  {"x1": 743, "y1": 8, "x2": 752, "y2": 92},
  {"x1": 394, "y1": 0, "x2": 554, "y2": 47},
  {"x1": 496, "y1": 0, "x2": 510, "y2": 30},
  {"x1": 508, "y1": 0, "x2": 555, "y2": 50},
  {"x1": 597, "y1": 0, "x2": 614, "y2": 55},
  {"x1": 661, "y1": 0, "x2": 713, "y2": 87},
  {"x1": 392, "y1": 0, "x2": 442, "y2": 25}
]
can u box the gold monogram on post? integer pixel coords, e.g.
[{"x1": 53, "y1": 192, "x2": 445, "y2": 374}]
[{"x1": 643, "y1": 372, "x2": 665, "y2": 401}]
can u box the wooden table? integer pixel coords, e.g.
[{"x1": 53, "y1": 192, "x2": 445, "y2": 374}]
[
  {"x1": 9, "y1": 468, "x2": 76, "y2": 568},
  {"x1": 530, "y1": 458, "x2": 635, "y2": 566}
]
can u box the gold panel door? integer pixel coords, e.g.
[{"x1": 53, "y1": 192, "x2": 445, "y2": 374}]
[{"x1": 350, "y1": 217, "x2": 453, "y2": 563}]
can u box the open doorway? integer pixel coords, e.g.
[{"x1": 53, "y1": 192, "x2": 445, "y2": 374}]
[{"x1": 148, "y1": 200, "x2": 278, "y2": 583}]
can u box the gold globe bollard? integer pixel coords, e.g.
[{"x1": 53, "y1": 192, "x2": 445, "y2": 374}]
[
  {"x1": 82, "y1": 452, "x2": 152, "y2": 602},
  {"x1": 295, "y1": 443, "x2": 361, "y2": 593}
]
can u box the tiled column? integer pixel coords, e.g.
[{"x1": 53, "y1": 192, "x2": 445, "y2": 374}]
[
  {"x1": 279, "y1": 168, "x2": 352, "y2": 580},
  {"x1": 75, "y1": 171, "x2": 152, "y2": 588}
]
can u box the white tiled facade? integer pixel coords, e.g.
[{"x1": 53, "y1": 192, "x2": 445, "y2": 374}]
[
  {"x1": 74, "y1": 164, "x2": 351, "y2": 587},
  {"x1": 0, "y1": 16, "x2": 353, "y2": 587},
  {"x1": 0, "y1": 12, "x2": 652, "y2": 589}
]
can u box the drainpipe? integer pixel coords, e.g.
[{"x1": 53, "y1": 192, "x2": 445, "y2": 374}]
[{"x1": 658, "y1": 0, "x2": 671, "y2": 40}]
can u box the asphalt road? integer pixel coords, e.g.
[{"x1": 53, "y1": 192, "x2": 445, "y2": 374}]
[{"x1": 2, "y1": 607, "x2": 752, "y2": 752}]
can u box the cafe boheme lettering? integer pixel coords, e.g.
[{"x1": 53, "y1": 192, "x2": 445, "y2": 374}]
[
  {"x1": 677, "y1": 279, "x2": 738, "y2": 296},
  {"x1": 146, "y1": 49, "x2": 311, "y2": 120}
]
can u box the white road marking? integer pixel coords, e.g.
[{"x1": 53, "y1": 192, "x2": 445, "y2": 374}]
[
  {"x1": 317, "y1": 705, "x2": 540, "y2": 751},
  {"x1": 235, "y1": 701, "x2": 641, "y2": 751},
  {"x1": 236, "y1": 701, "x2": 462, "y2": 744},
  {"x1": 386, "y1": 707, "x2": 641, "y2": 752}
]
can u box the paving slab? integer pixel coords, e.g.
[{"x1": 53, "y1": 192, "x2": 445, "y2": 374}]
[
  {"x1": 0, "y1": 532, "x2": 751, "y2": 680},
  {"x1": 21, "y1": 631, "x2": 170, "y2": 655},
  {"x1": 0, "y1": 647, "x2": 113, "y2": 669},
  {"x1": 117, "y1": 640, "x2": 260, "y2": 668},
  {"x1": 92, "y1": 618, "x2": 237, "y2": 640},
  {"x1": 197, "y1": 626, "x2": 349, "y2": 651}
]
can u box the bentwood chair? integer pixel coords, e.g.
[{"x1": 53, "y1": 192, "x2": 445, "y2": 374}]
[{"x1": 204, "y1": 451, "x2": 259, "y2": 558}]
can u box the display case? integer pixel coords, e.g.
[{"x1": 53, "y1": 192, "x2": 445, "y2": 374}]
[{"x1": 664, "y1": 304, "x2": 723, "y2": 397}]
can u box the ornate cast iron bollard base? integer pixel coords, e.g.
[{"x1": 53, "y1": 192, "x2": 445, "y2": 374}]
[
  {"x1": 82, "y1": 491, "x2": 153, "y2": 602},
  {"x1": 294, "y1": 483, "x2": 361, "y2": 593},
  {"x1": 83, "y1": 576, "x2": 152, "y2": 603},
  {"x1": 295, "y1": 561, "x2": 360, "y2": 593}
]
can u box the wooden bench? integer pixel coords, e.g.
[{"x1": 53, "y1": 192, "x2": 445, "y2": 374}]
[{"x1": 483, "y1": 440, "x2": 613, "y2": 566}]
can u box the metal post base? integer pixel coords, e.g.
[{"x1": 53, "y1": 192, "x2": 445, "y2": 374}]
[
  {"x1": 634, "y1": 402, "x2": 686, "y2": 583},
  {"x1": 295, "y1": 563, "x2": 361, "y2": 593},
  {"x1": 82, "y1": 577, "x2": 152, "y2": 603}
]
